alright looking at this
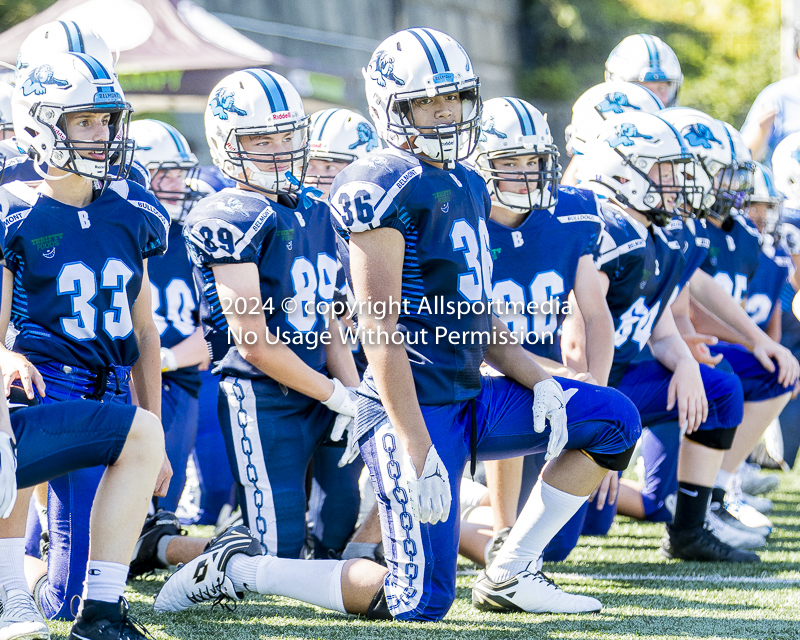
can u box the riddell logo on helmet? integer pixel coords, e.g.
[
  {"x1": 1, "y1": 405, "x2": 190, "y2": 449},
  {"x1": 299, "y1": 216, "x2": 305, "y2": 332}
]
[{"x1": 272, "y1": 111, "x2": 291, "y2": 121}]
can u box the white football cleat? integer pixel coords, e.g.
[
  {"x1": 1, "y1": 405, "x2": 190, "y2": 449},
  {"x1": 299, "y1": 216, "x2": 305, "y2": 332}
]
[
  {"x1": 154, "y1": 525, "x2": 262, "y2": 613},
  {"x1": 707, "y1": 507, "x2": 766, "y2": 549},
  {"x1": 472, "y1": 569, "x2": 602, "y2": 614},
  {"x1": 0, "y1": 587, "x2": 49, "y2": 640},
  {"x1": 726, "y1": 499, "x2": 773, "y2": 533}
]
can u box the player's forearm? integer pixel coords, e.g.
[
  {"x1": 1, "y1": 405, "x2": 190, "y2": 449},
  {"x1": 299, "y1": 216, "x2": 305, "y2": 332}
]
[
  {"x1": 650, "y1": 333, "x2": 695, "y2": 372},
  {"x1": 324, "y1": 317, "x2": 359, "y2": 387},
  {"x1": 582, "y1": 311, "x2": 613, "y2": 386},
  {"x1": 485, "y1": 317, "x2": 551, "y2": 389},
  {"x1": 689, "y1": 296, "x2": 752, "y2": 348},
  {"x1": 526, "y1": 352, "x2": 573, "y2": 378},
  {"x1": 132, "y1": 321, "x2": 162, "y2": 419},
  {"x1": 167, "y1": 327, "x2": 210, "y2": 370},
  {"x1": 690, "y1": 270, "x2": 763, "y2": 347}
]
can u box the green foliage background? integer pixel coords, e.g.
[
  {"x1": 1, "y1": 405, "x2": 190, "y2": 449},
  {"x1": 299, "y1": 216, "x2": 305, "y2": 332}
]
[
  {"x1": 520, "y1": 0, "x2": 781, "y2": 127},
  {"x1": 0, "y1": 0, "x2": 781, "y2": 127}
]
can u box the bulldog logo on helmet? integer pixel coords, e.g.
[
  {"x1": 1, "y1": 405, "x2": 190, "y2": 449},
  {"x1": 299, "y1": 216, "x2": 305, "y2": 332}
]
[
  {"x1": 21, "y1": 65, "x2": 70, "y2": 97},
  {"x1": 349, "y1": 122, "x2": 379, "y2": 151},
  {"x1": 606, "y1": 123, "x2": 653, "y2": 147},
  {"x1": 682, "y1": 123, "x2": 721, "y2": 149},
  {"x1": 480, "y1": 115, "x2": 508, "y2": 141},
  {"x1": 597, "y1": 92, "x2": 640, "y2": 115},
  {"x1": 370, "y1": 51, "x2": 405, "y2": 88},
  {"x1": 209, "y1": 88, "x2": 247, "y2": 120}
]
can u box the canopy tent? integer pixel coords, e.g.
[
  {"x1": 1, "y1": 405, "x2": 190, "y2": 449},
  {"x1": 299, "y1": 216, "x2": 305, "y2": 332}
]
[{"x1": 0, "y1": 0, "x2": 288, "y2": 98}]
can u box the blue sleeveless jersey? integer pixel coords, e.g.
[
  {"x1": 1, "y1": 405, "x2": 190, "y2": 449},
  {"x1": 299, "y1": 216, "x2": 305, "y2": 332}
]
[
  {"x1": 330, "y1": 149, "x2": 493, "y2": 406},
  {"x1": 596, "y1": 205, "x2": 684, "y2": 387},
  {"x1": 746, "y1": 244, "x2": 793, "y2": 330},
  {"x1": 184, "y1": 188, "x2": 337, "y2": 379},
  {"x1": 0, "y1": 180, "x2": 169, "y2": 369},
  {"x1": 700, "y1": 215, "x2": 762, "y2": 303},
  {"x1": 149, "y1": 222, "x2": 202, "y2": 396},
  {"x1": 488, "y1": 186, "x2": 603, "y2": 361}
]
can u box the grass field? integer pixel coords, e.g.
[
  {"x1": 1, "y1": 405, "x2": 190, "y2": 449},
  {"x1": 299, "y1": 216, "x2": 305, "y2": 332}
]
[{"x1": 48, "y1": 468, "x2": 800, "y2": 640}]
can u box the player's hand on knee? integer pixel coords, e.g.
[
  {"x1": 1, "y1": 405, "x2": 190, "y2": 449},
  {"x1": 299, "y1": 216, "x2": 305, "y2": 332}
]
[
  {"x1": 532, "y1": 378, "x2": 575, "y2": 461},
  {"x1": 667, "y1": 360, "x2": 707, "y2": 433},
  {"x1": 327, "y1": 379, "x2": 361, "y2": 467},
  {"x1": 0, "y1": 433, "x2": 17, "y2": 519},
  {"x1": 153, "y1": 453, "x2": 173, "y2": 498},
  {"x1": 573, "y1": 371, "x2": 598, "y2": 386},
  {"x1": 752, "y1": 338, "x2": 799, "y2": 387},
  {"x1": 590, "y1": 470, "x2": 618, "y2": 509},
  {"x1": 402, "y1": 444, "x2": 451, "y2": 525},
  {"x1": 0, "y1": 352, "x2": 45, "y2": 400}
]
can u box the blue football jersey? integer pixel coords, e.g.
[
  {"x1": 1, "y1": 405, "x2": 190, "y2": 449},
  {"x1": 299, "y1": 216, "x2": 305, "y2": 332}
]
[
  {"x1": 184, "y1": 188, "x2": 337, "y2": 379},
  {"x1": 488, "y1": 186, "x2": 603, "y2": 361},
  {"x1": 746, "y1": 244, "x2": 793, "y2": 330},
  {"x1": 665, "y1": 216, "x2": 710, "y2": 290},
  {"x1": 149, "y1": 222, "x2": 202, "y2": 395},
  {"x1": 597, "y1": 204, "x2": 684, "y2": 386},
  {"x1": 700, "y1": 215, "x2": 762, "y2": 303},
  {"x1": 330, "y1": 149, "x2": 493, "y2": 406},
  {"x1": 0, "y1": 180, "x2": 169, "y2": 370}
]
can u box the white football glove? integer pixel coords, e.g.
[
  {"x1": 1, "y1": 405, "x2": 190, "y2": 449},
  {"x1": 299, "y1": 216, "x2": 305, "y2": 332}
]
[
  {"x1": 160, "y1": 347, "x2": 178, "y2": 373},
  {"x1": 0, "y1": 433, "x2": 17, "y2": 519},
  {"x1": 532, "y1": 379, "x2": 578, "y2": 461},
  {"x1": 402, "y1": 445, "x2": 451, "y2": 525},
  {"x1": 324, "y1": 378, "x2": 360, "y2": 467}
]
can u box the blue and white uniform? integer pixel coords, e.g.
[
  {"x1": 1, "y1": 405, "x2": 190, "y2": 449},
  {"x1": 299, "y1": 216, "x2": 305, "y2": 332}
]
[
  {"x1": 185, "y1": 187, "x2": 357, "y2": 558},
  {"x1": 746, "y1": 244, "x2": 792, "y2": 332},
  {"x1": 0, "y1": 178, "x2": 168, "y2": 619},
  {"x1": 487, "y1": 186, "x2": 605, "y2": 559},
  {"x1": 149, "y1": 221, "x2": 202, "y2": 512},
  {"x1": 488, "y1": 186, "x2": 603, "y2": 361},
  {"x1": 597, "y1": 204, "x2": 743, "y2": 521},
  {"x1": 331, "y1": 149, "x2": 641, "y2": 621}
]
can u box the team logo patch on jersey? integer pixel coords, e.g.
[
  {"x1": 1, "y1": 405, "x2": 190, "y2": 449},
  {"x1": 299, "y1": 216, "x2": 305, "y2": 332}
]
[
  {"x1": 682, "y1": 123, "x2": 721, "y2": 149},
  {"x1": 213, "y1": 198, "x2": 247, "y2": 217},
  {"x1": 209, "y1": 88, "x2": 247, "y2": 120},
  {"x1": 597, "y1": 92, "x2": 640, "y2": 114},
  {"x1": 349, "y1": 122, "x2": 379, "y2": 152},
  {"x1": 480, "y1": 115, "x2": 507, "y2": 140},
  {"x1": 21, "y1": 65, "x2": 70, "y2": 96},
  {"x1": 367, "y1": 156, "x2": 388, "y2": 170},
  {"x1": 370, "y1": 51, "x2": 405, "y2": 88},
  {"x1": 606, "y1": 123, "x2": 653, "y2": 148}
]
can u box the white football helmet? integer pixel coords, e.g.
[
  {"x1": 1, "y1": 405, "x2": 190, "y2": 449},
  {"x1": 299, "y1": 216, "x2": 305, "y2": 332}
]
[
  {"x1": 306, "y1": 108, "x2": 379, "y2": 184},
  {"x1": 577, "y1": 111, "x2": 700, "y2": 226},
  {"x1": 749, "y1": 161, "x2": 783, "y2": 240},
  {"x1": 12, "y1": 52, "x2": 133, "y2": 181},
  {"x1": 16, "y1": 21, "x2": 116, "y2": 79},
  {"x1": 773, "y1": 132, "x2": 800, "y2": 208},
  {"x1": 605, "y1": 34, "x2": 683, "y2": 107},
  {"x1": 566, "y1": 81, "x2": 663, "y2": 156},
  {"x1": 659, "y1": 107, "x2": 732, "y2": 215},
  {"x1": 363, "y1": 28, "x2": 480, "y2": 168},
  {"x1": 711, "y1": 122, "x2": 755, "y2": 224},
  {"x1": 205, "y1": 68, "x2": 309, "y2": 195},
  {"x1": 0, "y1": 82, "x2": 12, "y2": 139},
  {"x1": 130, "y1": 119, "x2": 200, "y2": 221},
  {"x1": 473, "y1": 97, "x2": 561, "y2": 211}
]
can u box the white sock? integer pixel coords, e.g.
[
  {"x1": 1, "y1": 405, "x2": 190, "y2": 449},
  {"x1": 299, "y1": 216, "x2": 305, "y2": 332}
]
[
  {"x1": 0, "y1": 538, "x2": 28, "y2": 593},
  {"x1": 230, "y1": 555, "x2": 347, "y2": 614},
  {"x1": 714, "y1": 469, "x2": 734, "y2": 493},
  {"x1": 341, "y1": 542, "x2": 379, "y2": 561},
  {"x1": 488, "y1": 480, "x2": 588, "y2": 583},
  {"x1": 82, "y1": 560, "x2": 128, "y2": 604}
]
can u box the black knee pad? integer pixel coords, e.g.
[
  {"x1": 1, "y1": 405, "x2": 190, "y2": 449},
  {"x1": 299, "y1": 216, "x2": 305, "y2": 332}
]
[
  {"x1": 365, "y1": 586, "x2": 393, "y2": 621},
  {"x1": 685, "y1": 425, "x2": 738, "y2": 450},
  {"x1": 583, "y1": 444, "x2": 636, "y2": 471}
]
